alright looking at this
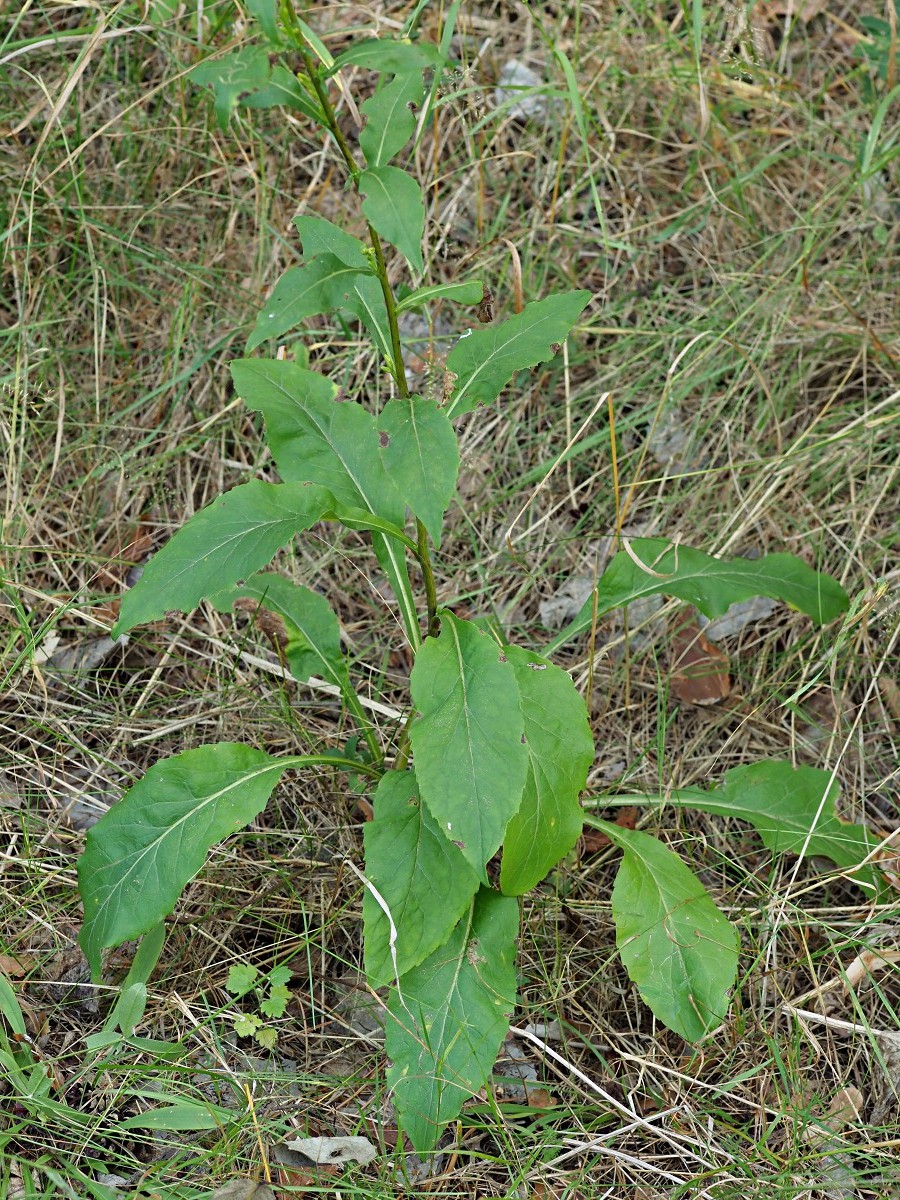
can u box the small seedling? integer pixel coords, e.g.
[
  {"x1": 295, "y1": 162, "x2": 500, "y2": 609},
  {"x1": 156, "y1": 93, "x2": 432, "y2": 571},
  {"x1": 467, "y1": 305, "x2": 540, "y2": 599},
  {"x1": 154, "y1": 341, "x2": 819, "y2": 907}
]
[{"x1": 225, "y1": 963, "x2": 293, "y2": 1051}]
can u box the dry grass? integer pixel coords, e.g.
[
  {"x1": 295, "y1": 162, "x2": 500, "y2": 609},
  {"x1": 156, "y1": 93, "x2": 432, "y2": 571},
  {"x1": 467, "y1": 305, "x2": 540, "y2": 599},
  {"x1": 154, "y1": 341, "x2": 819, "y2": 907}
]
[{"x1": 2, "y1": 0, "x2": 899, "y2": 1196}]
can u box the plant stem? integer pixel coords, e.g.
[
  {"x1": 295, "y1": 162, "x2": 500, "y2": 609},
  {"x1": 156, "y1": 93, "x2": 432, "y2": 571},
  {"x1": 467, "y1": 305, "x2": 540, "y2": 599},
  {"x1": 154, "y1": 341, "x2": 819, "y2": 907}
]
[{"x1": 288, "y1": 16, "x2": 441, "y2": 642}]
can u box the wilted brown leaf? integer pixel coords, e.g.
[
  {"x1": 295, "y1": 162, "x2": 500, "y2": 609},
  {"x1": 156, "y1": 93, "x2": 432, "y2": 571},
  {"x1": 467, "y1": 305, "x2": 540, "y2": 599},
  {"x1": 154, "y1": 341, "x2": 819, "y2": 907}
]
[{"x1": 669, "y1": 609, "x2": 730, "y2": 706}]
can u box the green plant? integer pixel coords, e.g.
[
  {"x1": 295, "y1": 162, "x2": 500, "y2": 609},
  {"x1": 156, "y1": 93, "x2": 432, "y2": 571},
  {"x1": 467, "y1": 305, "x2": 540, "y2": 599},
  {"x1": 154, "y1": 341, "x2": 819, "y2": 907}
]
[
  {"x1": 225, "y1": 963, "x2": 293, "y2": 1050},
  {"x1": 74, "y1": 4, "x2": 879, "y2": 1154}
]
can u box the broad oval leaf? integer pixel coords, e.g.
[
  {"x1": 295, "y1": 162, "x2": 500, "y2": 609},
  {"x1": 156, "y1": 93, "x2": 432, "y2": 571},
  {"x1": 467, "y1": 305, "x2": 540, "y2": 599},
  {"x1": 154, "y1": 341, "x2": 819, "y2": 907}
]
[
  {"x1": 363, "y1": 770, "x2": 479, "y2": 988},
  {"x1": 546, "y1": 539, "x2": 850, "y2": 654},
  {"x1": 609, "y1": 762, "x2": 877, "y2": 892},
  {"x1": 444, "y1": 291, "x2": 592, "y2": 420},
  {"x1": 209, "y1": 572, "x2": 350, "y2": 693},
  {"x1": 386, "y1": 887, "x2": 518, "y2": 1153},
  {"x1": 359, "y1": 166, "x2": 425, "y2": 273},
  {"x1": 377, "y1": 396, "x2": 458, "y2": 546},
  {"x1": 78, "y1": 745, "x2": 290, "y2": 978},
  {"x1": 246, "y1": 255, "x2": 372, "y2": 352},
  {"x1": 114, "y1": 480, "x2": 335, "y2": 636},
  {"x1": 590, "y1": 818, "x2": 740, "y2": 1042},
  {"x1": 500, "y1": 647, "x2": 594, "y2": 894},
  {"x1": 408, "y1": 612, "x2": 527, "y2": 881},
  {"x1": 360, "y1": 69, "x2": 425, "y2": 166}
]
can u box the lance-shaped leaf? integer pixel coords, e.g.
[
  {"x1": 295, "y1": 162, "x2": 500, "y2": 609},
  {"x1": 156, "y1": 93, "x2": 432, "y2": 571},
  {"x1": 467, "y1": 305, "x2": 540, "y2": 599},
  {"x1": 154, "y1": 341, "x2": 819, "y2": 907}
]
[
  {"x1": 246, "y1": 255, "x2": 374, "y2": 352},
  {"x1": 588, "y1": 818, "x2": 740, "y2": 1042},
  {"x1": 363, "y1": 771, "x2": 479, "y2": 988},
  {"x1": 500, "y1": 647, "x2": 594, "y2": 895},
  {"x1": 210, "y1": 572, "x2": 350, "y2": 693},
  {"x1": 329, "y1": 37, "x2": 441, "y2": 75},
  {"x1": 230, "y1": 359, "x2": 418, "y2": 644},
  {"x1": 397, "y1": 279, "x2": 484, "y2": 313},
  {"x1": 386, "y1": 887, "x2": 518, "y2": 1153},
  {"x1": 444, "y1": 291, "x2": 592, "y2": 420},
  {"x1": 359, "y1": 166, "x2": 425, "y2": 273},
  {"x1": 190, "y1": 47, "x2": 324, "y2": 130},
  {"x1": 605, "y1": 761, "x2": 878, "y2": 891},
  {"x1": 293, "y1": 215, "x2": 370, "y2": 270},
  {"x1": 114, "y1": 480, "x2": 335, "y2": 636},
  {"x1": 79, "y1": 745, "x2": 290, "y2": 978},
  {"x1": 545, "y1": 539, "x2": 849, "y2": 654},
  {"x1": 360, "y1": 69, "x2": 425, "y2": 167},
  {"x1": 408, "y1": 613, "x2": 527, "y2": 881},
  {"x1": 245, "y1": 0, "x2": 281, "y2": 45},
  {"x1": 377, "y1": 396, "x2": 458, "y2": 546}
]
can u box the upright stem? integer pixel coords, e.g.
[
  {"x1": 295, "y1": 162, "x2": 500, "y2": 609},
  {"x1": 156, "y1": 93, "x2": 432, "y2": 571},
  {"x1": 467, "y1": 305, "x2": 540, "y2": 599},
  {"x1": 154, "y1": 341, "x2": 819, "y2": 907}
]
[{"x1": 289, "y1": 21, "x2": 440, "y2": 642}]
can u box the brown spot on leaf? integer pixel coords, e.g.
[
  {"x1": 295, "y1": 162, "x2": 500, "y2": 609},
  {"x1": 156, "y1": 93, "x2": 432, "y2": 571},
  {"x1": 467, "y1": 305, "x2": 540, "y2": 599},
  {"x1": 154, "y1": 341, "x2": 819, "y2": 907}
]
[{"x1": 379, "y1": 430, "x2": 390, "y2": 448}]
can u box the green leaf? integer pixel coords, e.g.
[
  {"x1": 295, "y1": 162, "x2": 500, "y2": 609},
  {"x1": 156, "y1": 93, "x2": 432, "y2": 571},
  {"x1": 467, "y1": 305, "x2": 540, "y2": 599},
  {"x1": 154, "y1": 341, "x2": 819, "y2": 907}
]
[
  {"x1": 0, "y1": 973, "x2": 26, "y2": 1036},
  {"x1": 189, "y1": 47, "x2": 270, "y2": 130},
  {"x1": 293, "y1": 215, "x2": 370, "y2": 270},
  {"x1": 106, "y1": 982, "x2": 146, "y2": 1037},
  {"x1": 360, "y1": 69, "x2": 425, "y2": 167},
  {"x1": 589, "y1": 819, "x2": 740, "y2": 1042},
  {"x1": 230, "y1": 358, "x2": 419, "y2": 642},
  {"x1": 396, "y1": 279, "x2": 485, "y2": 313},
  {"x1": 259, "y1": 985, "x2": 290, "y2": 1018},
  {"x1": 118, "y1": 1100, "x2": 234, "y2": 1131},
  {"x1": 377, "y1": 396, "x2": 458, "y2": 546},
  {"x1": 359, "y1": 166, "x2": 425, "y2": 273},
  {"x1": 339, "y1": 272, "x2": 395, "y2": 363},
  {"x1": 245, "y1": 0, "x2": 280, "y2": 45},
  {"x1": 409, "y1": 613, "x2": 527, "y2": 881},
  {"x1": 242, "y1": 64, "x2": 325, "y2": 124},
  {"x1": 246, "y1": 255, "x2": 373, "y2": 352},
  {"x1": 210, "y1": 572, "x2": 350, "y2": 693},
  {"x1": 618, "y1": 762, "x2": 877, "y2": 891},
  {"x1": 114, "y1": 480, "x2": 335, "y2": 636},
  {"x1": 255, "y1": 1026, "x2": 278, "y2": 1050},
  {"x1": 226, "y1": 964, "x2": 259, "y2": 997},
  {"x1": 500, "y1": 647, "x2": 594, "y2": 894},
  {"x1": 386, "y1": 887, "x2": 518, "y2": 1153},
  {"x1": 444, "y1": 291, "x2": 592, "y2": 419},
  {"x1": 330, "y1": 37, "x2": 440, "y2": 75},
  {"x1": 363, "y1": 771, "x2": 480, "y2": 988},
  {"x1": 78, "y1": 745, "x2": 290, "y2": 979},
  {"x1": 546, "y1": 539, "x2": 850, "y2": 654},
  {"x1": 268, "y1": 965, "x2": 292, "y2": 988},
  {"x1": 234, "y1": 1014, "x2": 259, "y2": 1038}
]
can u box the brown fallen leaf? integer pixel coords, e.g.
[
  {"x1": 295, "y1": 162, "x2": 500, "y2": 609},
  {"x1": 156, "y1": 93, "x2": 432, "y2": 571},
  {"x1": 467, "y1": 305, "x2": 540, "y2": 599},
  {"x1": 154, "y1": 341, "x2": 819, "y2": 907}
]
[
  {"x1": 526, "y1": 1087, "x2": 555, "y2": 1108},
  {"x1": 0, "y1": 954, "x2": 33, "y2": 978},
  {"x1": 669, "y1": 608, "x2": 731, "y2": 706}
]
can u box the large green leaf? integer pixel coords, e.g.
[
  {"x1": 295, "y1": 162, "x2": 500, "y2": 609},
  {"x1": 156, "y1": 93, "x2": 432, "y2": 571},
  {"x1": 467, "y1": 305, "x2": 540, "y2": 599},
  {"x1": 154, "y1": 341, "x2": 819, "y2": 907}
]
[
  {"x1": 78, "y1": 745, "x2": 290, "y2": 978},
  {"x1": 230, "y1": 359, "x2": 418, "y2": 644},
  {"x1": 377, "y1": 396, "x2": 458, "y2": 546},
  {"x1": 293, "y1": 215, "x2": 370, "y2": 270},
  {"x1": 246, "y1": 256, "x2": 373, "y2": 352},
  {"x1": 546, "y1": 539, "x2": 850, "y2": 654},
  {"x1": 500, "y1": 647, "x2": 594, "y2": 894},
  {"x1": 386, "y1": 887, "x2": 518, "y2": 1152},
  {"x1": 363, "y1": 771, "x2": 479, "y2": 988},
  {"x1": 360, "y1": 69, "x2": 425, "y2": 166},
  {"x1": 607, "y1": 761, "x2": 877, "y2": 891},
  {"x1": 114, "y1": 480, "x2": 335, "y2": 636},
  {"x1": 588, "y1": 819, "x2": 740, "y2": 1042},
  {"x1": 359, "y1": 166, "x2": 425, "y2": 273},
  {"x1": 209, "y1": 572, "x2": 349, "y2": 693},
  {"x1": 329, "y1": 37, "x2": 441, "y2": 75},
  {"x1": 444, "y1": 291, "x2": 592, "y2": 420},
  {"x1": 408, "y1": 612, "x2": 527, "y2": 881}
]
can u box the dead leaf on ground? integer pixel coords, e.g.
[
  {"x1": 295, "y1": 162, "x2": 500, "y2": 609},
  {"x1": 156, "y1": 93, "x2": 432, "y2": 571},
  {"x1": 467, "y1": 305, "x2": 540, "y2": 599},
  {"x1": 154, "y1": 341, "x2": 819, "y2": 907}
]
[
  {"x1": 282, "y1": 1135, "x2": 376, "y2": 1166},
  {"x1": 0, "y1": 954, "x2": 34, "y2": 978},
  {"x1": 841, "y1": 948, "x2": 900, "y2": 990},
  {"x1": 669, "y1": 609, "x2": 731, "y2": 706},
  {"x1": 206, "y1": 1180, "x2": 277, "y2": 1200},
  {"x1": 526, "y1": 1087, "x2": 555, "y2": 1108}
]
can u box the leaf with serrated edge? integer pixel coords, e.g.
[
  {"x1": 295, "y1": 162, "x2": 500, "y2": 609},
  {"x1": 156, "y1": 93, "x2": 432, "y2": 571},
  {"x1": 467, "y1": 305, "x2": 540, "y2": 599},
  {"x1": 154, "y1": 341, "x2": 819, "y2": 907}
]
[
  {"x1": 210, "y1": 572, "x2": 350, "y2": 693},
  {"x1": 79, "y1": 745, "x2": 290, "y2": 979},
  {"x1": 546, "y1": 539, "x2": 849, "y2": 654},
  {"x1": 606, "y1": 762, "x2": 877, "y2": 890},
  {"x1": 445, "y1": 291, "x2": 591, "y2": 420},
  {"x1": 591, "y1": 819, "x2": 740, "y2": 1042},
  {"x1": 359, "y1": 166, "x2": 425, "y2": 273},
  {"x1": 377, "y1": 397, "x2": 458, "y2": 546},
  {"x1": 360, "y1": 69, "x2": 424, "y2": 167},
  {"x1": 386, "y1": 887, "x2": 518, "y2": 1152},
  {"x1": 500, "y1": 647, "x2": 594, "y2": 894},
  {"x1": 246, "y1": 256, "x2": 372, "y2": 352},
  {"x1": 114, "y1": 480, "x2": 334, "y2": 636},
  {"x1": 363, "y1": 771, "x2": 479, "y2": 988},
  {"x1": 409, "y1": 613, "x2": 527, "y2": 882}
]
